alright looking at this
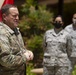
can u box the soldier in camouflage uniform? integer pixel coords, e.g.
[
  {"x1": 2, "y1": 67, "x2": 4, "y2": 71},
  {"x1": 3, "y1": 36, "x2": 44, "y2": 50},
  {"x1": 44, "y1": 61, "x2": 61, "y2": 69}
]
[
  {"x1": 43, "y1": 15, "x2": 72, "y2": 75},
  {"x1": 65, "y1": 13, "x2": 76, "y2": 33},
  {"x1": 0, "y1": 4, "x2": 34, "y2": 75},
  {"x1": 65, "y1": 13, "x2": 76, "y2": 73}
]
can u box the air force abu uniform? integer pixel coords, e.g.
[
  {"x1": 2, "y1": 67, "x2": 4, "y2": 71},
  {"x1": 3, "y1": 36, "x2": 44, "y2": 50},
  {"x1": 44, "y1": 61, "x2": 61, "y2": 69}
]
[
  {"x1": 65, "y1": 24, "x2": 76, "y2": 68},
  {"x1": 43, "y1": 29, "x2": 72, "y2": 75}
]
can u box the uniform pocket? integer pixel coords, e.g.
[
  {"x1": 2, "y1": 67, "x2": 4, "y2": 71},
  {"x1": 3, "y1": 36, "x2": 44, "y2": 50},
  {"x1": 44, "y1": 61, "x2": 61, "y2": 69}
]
[
  {"x1": 58, "y1": 56, "x2": 69, "y2": 66},
  {"x1": 43, "y1": 53, "x2": 51, "y2": 67}
]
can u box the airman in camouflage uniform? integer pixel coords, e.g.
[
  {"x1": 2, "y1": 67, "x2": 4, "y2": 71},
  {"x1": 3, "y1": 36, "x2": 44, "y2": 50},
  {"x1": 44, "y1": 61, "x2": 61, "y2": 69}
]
[
  {"x1": 65, "y1": 13, "x2": 76, "y2": 33},
  {"x1": 43, "y1": 16, "x2": 72, "y2": 75},
  {"x1": 65, "y1": 13, "x2": 76, "y2": 73},
  {"x1": 0, "y1": 4, "x2": 33, "y2": 75}
]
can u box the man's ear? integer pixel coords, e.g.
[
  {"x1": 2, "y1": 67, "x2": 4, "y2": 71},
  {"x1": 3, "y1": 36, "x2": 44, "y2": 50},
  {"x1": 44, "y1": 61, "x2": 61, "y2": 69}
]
[{"x1": 2, "y1": 13, "x2": 7, "y2": 20}]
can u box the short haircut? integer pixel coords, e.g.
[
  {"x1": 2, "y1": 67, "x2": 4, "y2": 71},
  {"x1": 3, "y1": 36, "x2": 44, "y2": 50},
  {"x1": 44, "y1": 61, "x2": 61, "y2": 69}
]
[{"x1": 1, "y1": 4, "x2": 17, "y2": 15}]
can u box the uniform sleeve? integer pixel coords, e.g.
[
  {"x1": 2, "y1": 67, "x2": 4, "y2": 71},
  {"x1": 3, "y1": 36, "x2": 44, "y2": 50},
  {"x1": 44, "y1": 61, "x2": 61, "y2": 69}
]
[
  {"x1": 64, "y1": 26, "x2": 68, "y2": 32},
  {"x1": 64, "y1": 25, "x2": 71, "y2": 33},
  {"x1": 0, "y1": 34, "x2": 26, "y2": 69},
  {"x1": 66, "y1": 34, "x2": 72, "y2": 58},
  {"x1": 43, "y1": 32, "x2": 47, "y2": 51}
]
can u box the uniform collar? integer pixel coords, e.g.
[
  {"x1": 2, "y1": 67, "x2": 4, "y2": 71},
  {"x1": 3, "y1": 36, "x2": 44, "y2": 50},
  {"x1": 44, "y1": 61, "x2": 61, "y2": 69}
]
[
  {"x1": 0, "y1": 22, "x2": 19, "y2": 35},
  {"x1": 52, "y1": 29, "x2": 63, "y2": 37}
]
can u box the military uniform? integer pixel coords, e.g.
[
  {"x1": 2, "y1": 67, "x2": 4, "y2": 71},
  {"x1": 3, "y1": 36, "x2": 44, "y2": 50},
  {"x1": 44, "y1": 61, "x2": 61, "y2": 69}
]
[
  {"x1": 43, "y1": 29, "x2": 72, "y2": 75},
  {"x1": 0, "y1": 22, "x2": 27, "y2": 75},
  {"x1": 65, "y1": 24, "x2": 75, "y2": 33},
  {"x1": 65, "y1": 24, "x2": 76, "y2": 69}
]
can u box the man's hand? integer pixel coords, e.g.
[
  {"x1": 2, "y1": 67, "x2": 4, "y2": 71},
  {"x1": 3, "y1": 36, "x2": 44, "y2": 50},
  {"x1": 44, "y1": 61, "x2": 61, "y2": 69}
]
[{"x1": 24, "y1": 50, "x2": 34, "y2": 61}]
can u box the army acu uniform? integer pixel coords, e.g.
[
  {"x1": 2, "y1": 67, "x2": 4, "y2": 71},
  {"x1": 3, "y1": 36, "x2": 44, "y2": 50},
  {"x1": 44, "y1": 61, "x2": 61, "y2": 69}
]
[
  {"x1": 43, "y1": 29, "x2": 72, "y2": 75},
  {"x1": 0, "y1": 22, "x2": 27, "y2": 75}
]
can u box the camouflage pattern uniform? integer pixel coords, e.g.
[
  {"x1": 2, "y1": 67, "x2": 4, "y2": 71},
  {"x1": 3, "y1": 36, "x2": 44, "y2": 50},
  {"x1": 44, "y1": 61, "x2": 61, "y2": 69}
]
[
  {"x1": 43, "y1": 29, "x2": 72, "y2": 75},
  {"x1": 65, "y1": 24, "x2": 76, "y2": 70},
  {"x1": 65, "y1": 24, "x2": 74, "y2": 33},
  {"x1": 0, "y1": 22, "x2": 27, "y2": 75}
]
